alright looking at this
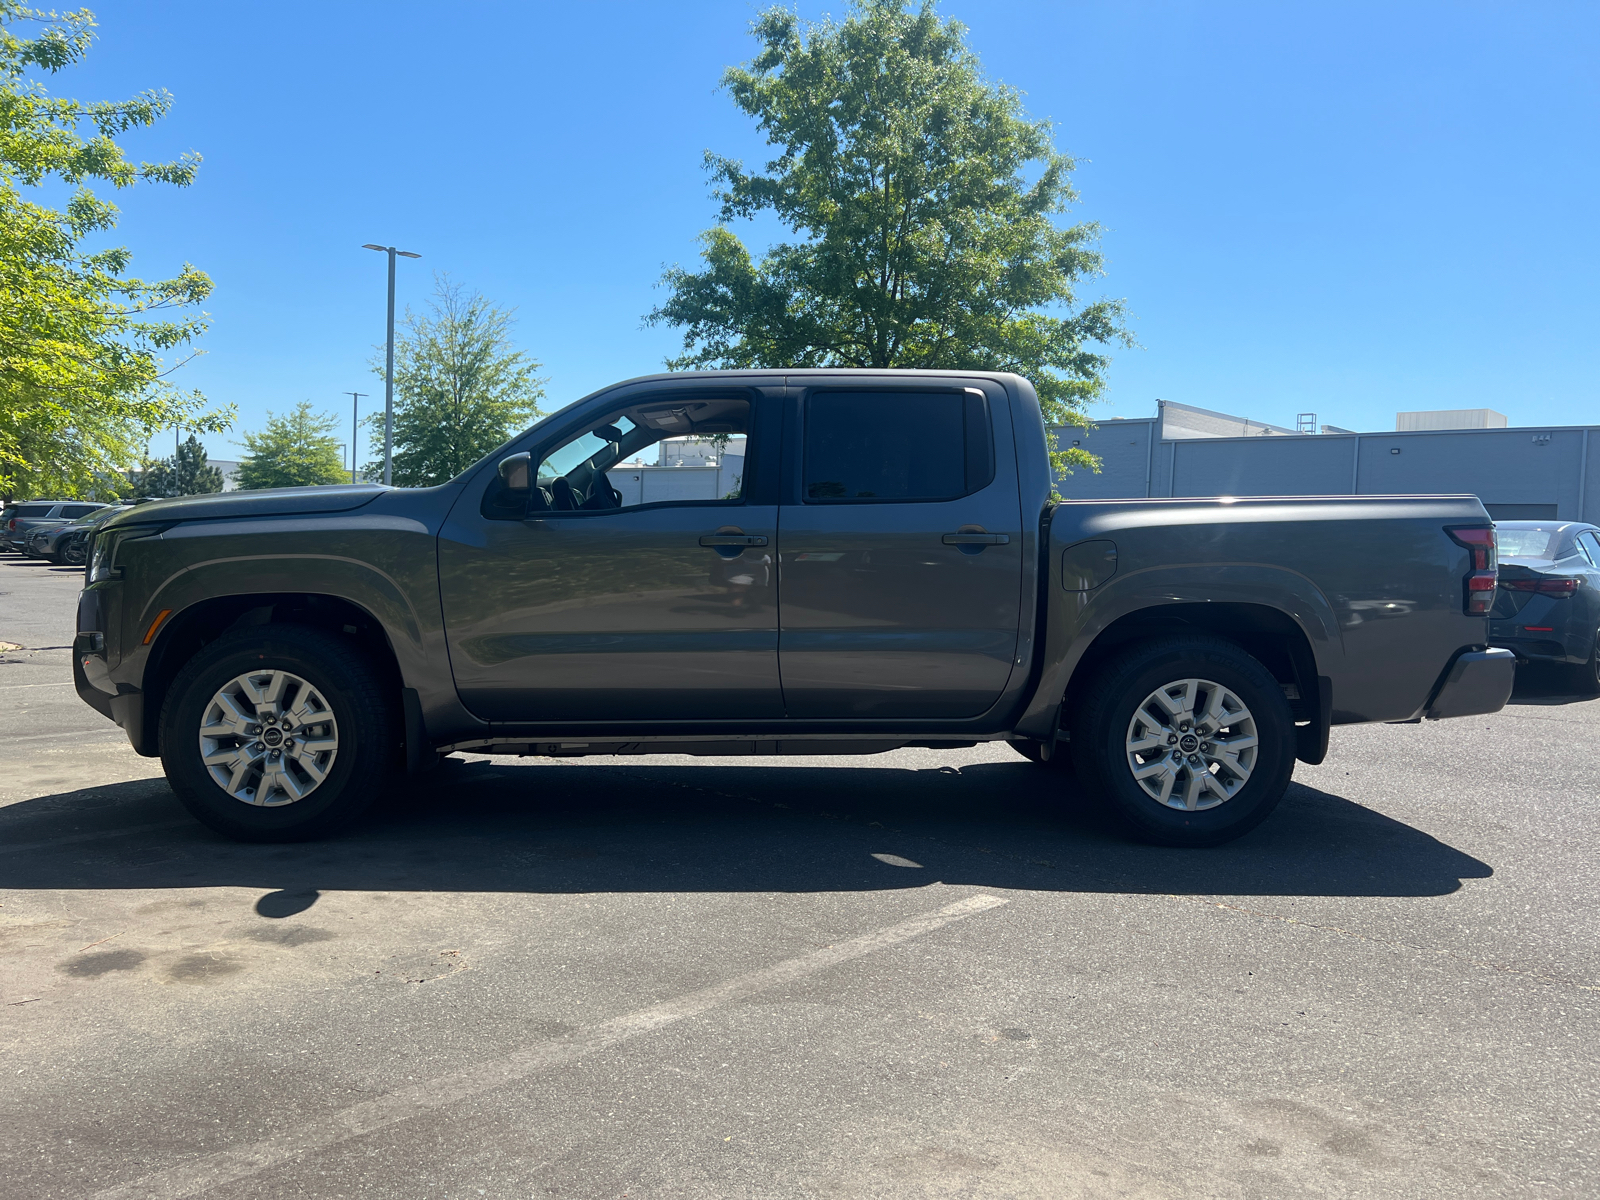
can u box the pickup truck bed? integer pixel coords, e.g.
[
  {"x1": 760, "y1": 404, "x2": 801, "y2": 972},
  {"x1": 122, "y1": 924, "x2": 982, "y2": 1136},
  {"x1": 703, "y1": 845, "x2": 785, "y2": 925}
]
[{"x1": 75, "y1": 369, "x2": 1514, "y2": 846}]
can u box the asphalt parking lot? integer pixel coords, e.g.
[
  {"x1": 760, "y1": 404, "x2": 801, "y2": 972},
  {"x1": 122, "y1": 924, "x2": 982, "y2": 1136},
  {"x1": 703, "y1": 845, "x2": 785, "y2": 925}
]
[{"x1": 0, "y1": 552, "x2": 1595, "y2": 1199}]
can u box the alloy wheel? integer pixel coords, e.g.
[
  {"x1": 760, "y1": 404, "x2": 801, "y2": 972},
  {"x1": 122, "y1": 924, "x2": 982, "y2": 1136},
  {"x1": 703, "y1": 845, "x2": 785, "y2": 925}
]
[
  {"x1": 198, "y1": 669, "x2": 339, "y2": 806},
  {"x1": 1125, "y1": 677, "x2": 1259, "y2": 811}
]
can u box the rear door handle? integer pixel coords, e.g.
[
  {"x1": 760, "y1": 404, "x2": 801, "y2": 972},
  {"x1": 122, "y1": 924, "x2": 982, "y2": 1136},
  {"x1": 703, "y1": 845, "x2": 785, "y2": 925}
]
[
  {"x1": 941, "y1": 532, "x2": 1010, "y2": 545},
  {"x1": 699, "y1": 534, "x2": 768, "y2": 547}
]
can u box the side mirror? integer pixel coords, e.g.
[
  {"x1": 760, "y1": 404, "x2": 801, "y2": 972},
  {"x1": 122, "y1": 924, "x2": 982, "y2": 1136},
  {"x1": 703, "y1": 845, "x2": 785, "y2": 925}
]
[{"x1": 498, "y1": 452, "x2": 532, "y2": 492}]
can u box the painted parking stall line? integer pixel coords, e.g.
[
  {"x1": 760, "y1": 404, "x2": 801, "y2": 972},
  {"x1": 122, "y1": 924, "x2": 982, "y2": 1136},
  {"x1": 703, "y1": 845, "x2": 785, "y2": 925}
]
[{"x1": 93, "y1": 892, "x2": 1010, "y2": 1200}]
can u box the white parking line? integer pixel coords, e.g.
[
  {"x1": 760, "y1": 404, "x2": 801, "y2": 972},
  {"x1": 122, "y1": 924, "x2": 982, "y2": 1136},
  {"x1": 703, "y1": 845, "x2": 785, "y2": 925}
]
[
  {"x1": 92, "y1": 892, "x2": 1010, "y2": 1200},
  {"x1": 0, "y1": 680, "x2": 77, "y2": 690}
]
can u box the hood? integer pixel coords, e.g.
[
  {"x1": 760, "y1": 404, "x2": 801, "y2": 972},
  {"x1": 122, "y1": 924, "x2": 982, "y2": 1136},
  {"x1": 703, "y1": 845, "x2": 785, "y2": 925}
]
[{"x1": 104, "y1": 485, "x2": 386, "y2": 528}]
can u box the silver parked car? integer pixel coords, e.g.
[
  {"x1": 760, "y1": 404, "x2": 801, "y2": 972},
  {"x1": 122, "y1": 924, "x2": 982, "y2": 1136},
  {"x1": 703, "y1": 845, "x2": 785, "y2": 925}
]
[{"x1": 3, "y1": 500, "x2": 109, "y2": 553}]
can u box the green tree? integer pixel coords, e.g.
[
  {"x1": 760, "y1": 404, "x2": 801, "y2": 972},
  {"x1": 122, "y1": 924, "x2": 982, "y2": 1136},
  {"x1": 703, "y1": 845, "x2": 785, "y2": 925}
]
[
  {"x1": 236, "y1": 403, "x2": 347, "y2": 490},
  {"x1": 0, "y1": 3, "x2": 232, "y2": 498},
  {"x1": 138, "y1": 434, "x2": 223, "y2": 496},
  {"x1": 366, "y1": 274, "x2": 545, "y2": 487},
  {"x1": 647, "y1": 0, "x2": 1130, "y2": 478}
]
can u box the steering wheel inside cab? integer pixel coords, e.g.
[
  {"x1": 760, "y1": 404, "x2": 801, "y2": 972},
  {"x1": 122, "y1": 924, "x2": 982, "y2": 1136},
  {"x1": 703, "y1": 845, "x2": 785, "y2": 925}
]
[{"x1": 487, "y1": 424, "x2": 625, "y2": 519}]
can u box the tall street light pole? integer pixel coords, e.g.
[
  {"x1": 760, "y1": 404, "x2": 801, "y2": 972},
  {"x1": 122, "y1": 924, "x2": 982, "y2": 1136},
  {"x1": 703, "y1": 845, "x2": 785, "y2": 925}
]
[
  {"x1": 361, "y1": 244, "x2": 420, "y2": 485},
  {"x1": 344, "y1": 391, "x2": 367, "y2": 484}
]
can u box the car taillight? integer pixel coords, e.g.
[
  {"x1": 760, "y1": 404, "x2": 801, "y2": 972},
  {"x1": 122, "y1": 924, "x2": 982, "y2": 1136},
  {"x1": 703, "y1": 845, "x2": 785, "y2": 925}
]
[
  {"x1": 1502, "y1": 576, "x2": 1580, "y2": 597},
  {"x1": 1446, "y1": 525, "x2": 1497, "y2": 616}
]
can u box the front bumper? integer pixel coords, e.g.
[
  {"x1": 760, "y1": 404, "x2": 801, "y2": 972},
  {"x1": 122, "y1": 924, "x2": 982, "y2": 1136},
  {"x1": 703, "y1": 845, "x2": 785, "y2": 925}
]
[{"x1": 1425, "y1": 648, "x2": 1516, "y2": 720}]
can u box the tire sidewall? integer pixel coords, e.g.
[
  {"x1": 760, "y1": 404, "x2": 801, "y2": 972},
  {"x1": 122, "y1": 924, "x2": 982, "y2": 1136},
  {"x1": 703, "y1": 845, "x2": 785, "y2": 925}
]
[
  {"x1": 1079, "y1": 639, "x2": 1295, "y2": 847},
  {"x1": 1576, "y1": 631, "x2": 1600, "y2": 696},
  {"x1": 160, "y1": 629, "x2": 390, "y2": 840}
]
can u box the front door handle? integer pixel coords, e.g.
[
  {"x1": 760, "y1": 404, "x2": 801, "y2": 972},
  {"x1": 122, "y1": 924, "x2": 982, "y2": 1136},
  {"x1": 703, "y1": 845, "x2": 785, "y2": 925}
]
[{"x1": 699, "y1": 534, "x2": 768, "y2": 547}]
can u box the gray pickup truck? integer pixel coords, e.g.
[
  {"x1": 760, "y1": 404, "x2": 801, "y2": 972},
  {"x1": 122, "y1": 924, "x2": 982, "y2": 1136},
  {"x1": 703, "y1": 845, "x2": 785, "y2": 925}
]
[{"x1": 74, "y1": 370, "x2": 1514, "y2": 846}]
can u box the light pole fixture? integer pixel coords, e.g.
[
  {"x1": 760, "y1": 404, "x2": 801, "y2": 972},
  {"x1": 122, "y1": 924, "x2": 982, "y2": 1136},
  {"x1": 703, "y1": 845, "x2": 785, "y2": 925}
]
[
  {"x1": 344, "y1": 391, "x2": 367, "y2": 484},
  {"x1": 361, "y1": 244, "x2": 421, "y2": 485}
]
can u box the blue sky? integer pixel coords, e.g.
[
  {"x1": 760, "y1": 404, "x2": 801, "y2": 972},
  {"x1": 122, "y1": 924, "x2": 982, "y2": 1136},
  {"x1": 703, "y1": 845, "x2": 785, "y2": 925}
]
[{"x1": 46, "y1": 0, "x2": 1600, "y2": 460}]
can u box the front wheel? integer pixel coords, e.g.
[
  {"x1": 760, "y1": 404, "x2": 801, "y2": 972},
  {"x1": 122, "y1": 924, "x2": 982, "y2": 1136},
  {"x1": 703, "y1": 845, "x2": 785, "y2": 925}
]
[
  {"x1": 160, "y1": 625, "x2": 398, "y2": 841},
  {"x1": 1069, "y1": 636, "x2": 1296, "y2": 847}
]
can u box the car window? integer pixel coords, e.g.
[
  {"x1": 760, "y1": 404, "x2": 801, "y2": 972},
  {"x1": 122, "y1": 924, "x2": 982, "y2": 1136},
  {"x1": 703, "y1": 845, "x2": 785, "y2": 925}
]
[
  {"x1": 802, "y1": 390, "x2": 992, "y2": 503},
  {"x1": 524, "y1": 398, "x2": 751, "y2": 515},
  {"x1": 61, "y1": 504, "x2": 100, "y2": 518},
  {"x1": 12, "y1": 504, "x2": 54, "y2": 518},
  {"x1": 1581, "y1": 532, "x2": 1600, "y2": 565},
  {"x1": 1496, "y1": 527, "x2": 1558, "y2": 558}
]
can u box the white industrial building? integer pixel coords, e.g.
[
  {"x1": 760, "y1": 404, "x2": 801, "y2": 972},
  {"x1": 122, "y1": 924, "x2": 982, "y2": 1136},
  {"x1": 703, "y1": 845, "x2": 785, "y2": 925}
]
[
  {"x1": 1056, "y1": 402, "x2": 1598, "y2": 523},
  {"x1": 606, "y1": 436, "x2": 746, "y2": 506}
]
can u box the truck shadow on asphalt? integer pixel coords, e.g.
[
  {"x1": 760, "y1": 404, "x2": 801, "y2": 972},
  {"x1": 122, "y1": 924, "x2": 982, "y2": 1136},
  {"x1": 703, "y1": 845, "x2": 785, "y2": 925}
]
[
  {"x1": 1506, "y1": 664, "x2": 1600, "y2": 707},
  {"x1": 0, "y1": 757, "x2": 1490, "y2": 903}
]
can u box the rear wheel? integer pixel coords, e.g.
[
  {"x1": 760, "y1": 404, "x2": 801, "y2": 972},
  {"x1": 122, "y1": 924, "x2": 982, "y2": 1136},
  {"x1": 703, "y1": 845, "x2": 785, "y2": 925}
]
[
  {"x1": 1069, "y1": 636, "x2": 1296, "y2": 847},
  {"x1": 160, "y1": 625, "x2": 398, "y2": 841}
]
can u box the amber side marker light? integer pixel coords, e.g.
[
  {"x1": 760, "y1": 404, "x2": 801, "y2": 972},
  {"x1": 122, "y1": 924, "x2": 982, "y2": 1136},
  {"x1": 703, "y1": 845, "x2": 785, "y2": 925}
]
[{"x1": 143, "y1": 609, "x2": 172, "y2": 645}]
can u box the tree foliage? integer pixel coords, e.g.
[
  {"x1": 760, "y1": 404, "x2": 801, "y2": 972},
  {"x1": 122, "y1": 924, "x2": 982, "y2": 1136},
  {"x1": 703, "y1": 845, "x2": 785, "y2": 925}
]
[
  {"x1": 138, "y1": 433, "x2": 222, "y2": 496},
  {"x1": 647, "y1": 0, "x2": 1130, "y2": 478},
  {"x1": 0, "y1": 3, "x2": 232, "y2": 498},
  {"x1": 236, "y1": 402, "x2": 347, "y2": 490},
  {"x1": 366, "y1": 274, "x2": 545, "y2": 487}
]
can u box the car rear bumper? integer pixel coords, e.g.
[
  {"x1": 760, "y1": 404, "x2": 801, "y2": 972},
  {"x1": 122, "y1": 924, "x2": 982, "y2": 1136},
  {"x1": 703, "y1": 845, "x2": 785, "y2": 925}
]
[
  {"x1": 1425, "y1": 648, "x2": 1516, "y2": 719},
  {"x1": 1489, "y1": 601, "x2": 1584, "y2": 662},
  {"x1": 1489, "y1": 637, "x2": 1574, "y2": 663}
]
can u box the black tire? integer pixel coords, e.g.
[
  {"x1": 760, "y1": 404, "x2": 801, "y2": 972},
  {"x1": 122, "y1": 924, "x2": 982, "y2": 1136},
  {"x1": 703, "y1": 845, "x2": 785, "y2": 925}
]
[
  {"x1": 1566, "y1": 631, "x2": 1600, "y2": 696},
  {"x1": 62, "y1": 538, "x2": 87, "y2": 567},
  {"x1": 160, "y1": 624, "x2": 399, "y2": 841},
  {"x1": 1068, "y1": 636, "x2": 1296, "y2": 848}
]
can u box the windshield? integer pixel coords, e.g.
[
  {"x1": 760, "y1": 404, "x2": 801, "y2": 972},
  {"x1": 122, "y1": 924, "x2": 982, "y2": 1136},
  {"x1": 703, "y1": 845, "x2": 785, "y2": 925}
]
[{"x1": 1497, "y1": 527, "x2": 1559, "y2": 559}]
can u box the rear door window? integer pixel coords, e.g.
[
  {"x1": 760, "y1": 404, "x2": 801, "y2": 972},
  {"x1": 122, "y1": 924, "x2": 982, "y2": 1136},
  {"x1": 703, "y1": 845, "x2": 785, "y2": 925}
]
[
  {"x1": 61, "y1": 504, "x2": 99, "y2": 518},
  {"x1": 802, "y1": 391, "x2": 992, "y2": 503}
]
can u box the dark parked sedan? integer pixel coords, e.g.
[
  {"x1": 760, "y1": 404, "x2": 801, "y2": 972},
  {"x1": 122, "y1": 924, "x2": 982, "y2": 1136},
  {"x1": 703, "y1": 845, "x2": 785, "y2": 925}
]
[{"x1": 1489, "y1": 520, "x2": 1600, "y2": 692}]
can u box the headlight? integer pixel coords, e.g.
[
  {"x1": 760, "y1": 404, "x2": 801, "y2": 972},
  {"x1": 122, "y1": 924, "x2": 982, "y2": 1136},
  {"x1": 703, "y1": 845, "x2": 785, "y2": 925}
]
[
  {"x1": 86, "y1": 532, "x2": 115, "y2": 582},
  {"x1": 87, "y1": 524, "x2": 168, "y2": 583}
]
